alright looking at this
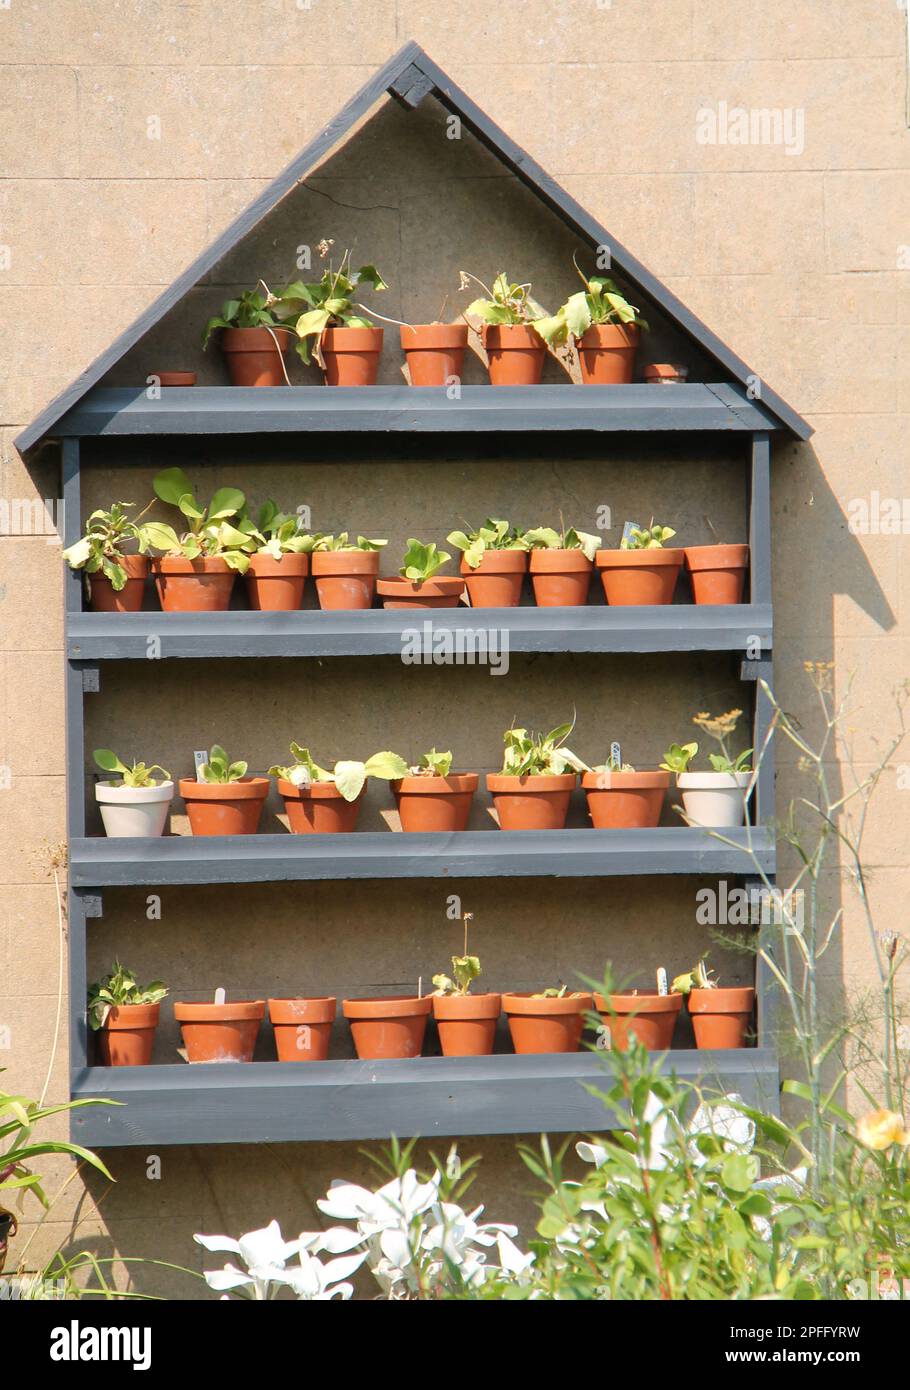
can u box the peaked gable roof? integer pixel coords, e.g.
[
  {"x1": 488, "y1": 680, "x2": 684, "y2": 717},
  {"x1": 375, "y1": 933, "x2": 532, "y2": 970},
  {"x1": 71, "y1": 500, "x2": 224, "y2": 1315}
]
[{"x1": 16, "y1": 41, "x2": 811, "y2": 453}]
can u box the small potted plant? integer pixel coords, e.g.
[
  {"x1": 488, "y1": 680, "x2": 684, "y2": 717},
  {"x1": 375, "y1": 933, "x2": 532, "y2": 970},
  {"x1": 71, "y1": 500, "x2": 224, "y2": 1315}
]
[
  {"x1": 63, "y1": 503, "x2": 150, "y2": 613},
  {"x1": 179, "y1": 745, "x2": 270, "y2": 836},
  {"x1": 446, "y1": 518, "x2": 528, "y2": 608},
  {"x1": 144, "y1": 467, "x2": 250, "y2": 612},
  {"x1": 486, "y1": 719, "x2": 585, "y2": 831},
  {"x1": 237, "y1": 499, "x2": 316, "y2": 611},
  {"x1": 269, "y1": 743, "x2": 408, "y2": 834},
  {"x1": 594, "y1": 975, "x2": 683, "y2": 1051},
  {"x1": 525, "y1": 522, "x2": 600, "y2": 606},
  {"x1": 93, "y1": 748, "x2": 174, "y2": 838},
  {"x1": 268, "y1": 996, "x2": 337, "y2": 1062},
  {"x1": 502, "y1": 985, "x2": 593, "y2": 1054},
  {"x1": 342, "y1": 991, "x2": 432, "y2": 1059},
  {"x1": 400, "y1": 296, "x2": 469, "y2": 387},
  {"x1": 684, "y1": 518, "x2": 750, "y2": 606},
  {"x1": 431, "y1": 910, "x2": 501, "y2": 1057},
  {"x1": 535, "y1": 260, "x2": 647, "y2": 384},
  {"x1": 310, "y1": 533, "x2": 387, "y2": 610},
  {"x1": 662, "y1": 710, "x2": 753, "y2": 828},
  {"x1": 392, "y1": 749, "x2": 478, "y2": 833},
  {"x1": 580, "y1": 747, "x2": 670, "y2": 830},
  {"x1": 175, "y1": 990, "x2": 265, "y2": 1063},
  {"x1": 202, "y1": 279, "x2": 306, "y2": 386},
  {"x1": 596, "y1": 520, "x2": 683, "y2": 606},
  {"x1": 460, "y1": 270, "x2": 548, "y2": 385},
  {"x1": 292, "y1": 246, "x2": 387, "y2": 386},
  {"x1": 377, "y1": 538, "x2": 465, "y2": 609},
  {"x1": 89, "y1": 961, "x2": 168, "y2": 1066},
  {"x1": 672, "y1": 957, "x2": 755, "y2": 1050}
]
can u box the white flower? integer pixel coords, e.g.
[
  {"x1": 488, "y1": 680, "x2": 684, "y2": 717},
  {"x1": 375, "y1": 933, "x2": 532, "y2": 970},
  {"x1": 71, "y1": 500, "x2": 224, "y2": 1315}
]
[
  {"x1": 279, "y1": 1249, "x2": 366, "y2": 1301},
  {"x1": 687, "y1": 1096, "x2": 755, "y2": 1164},
  {"x1": 194, "y1": 1220, "x2": 302, "y2": 1300}
]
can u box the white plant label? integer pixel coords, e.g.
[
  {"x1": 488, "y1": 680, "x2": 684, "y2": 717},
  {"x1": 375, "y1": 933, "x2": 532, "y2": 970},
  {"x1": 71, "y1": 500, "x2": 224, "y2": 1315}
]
[
  {"x1": 656, "y1": 967, "x2": 668, "y2": 996},
  {"x1": 214, "y1": 987, "x2": 226, "y2": 1005},
  {"x1": 611, "y1": 741, "x2": 622, "y2": 768},
  {"x1": 193, "y1": 749, "x2": 208, "y2": 782}
]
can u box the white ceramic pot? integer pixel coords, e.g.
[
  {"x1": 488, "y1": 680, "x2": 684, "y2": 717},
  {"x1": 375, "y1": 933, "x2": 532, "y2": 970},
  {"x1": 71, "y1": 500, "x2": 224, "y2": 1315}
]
[
  {"x1": 676, "y1": 771, "x2": 752, "y2": 828},
  {"x1": 95, "y1": 781, "x2": 174, "y2": 838}
]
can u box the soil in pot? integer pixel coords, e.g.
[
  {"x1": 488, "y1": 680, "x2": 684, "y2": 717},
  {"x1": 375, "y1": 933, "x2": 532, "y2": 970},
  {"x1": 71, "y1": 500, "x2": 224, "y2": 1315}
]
[
  {"x1": 595, "y1": 990, "x2": 683, "y2": 1051},
  {"x1": 393, "y1": 773, "x2": 478, "y2": 832},
  {"x1": 685, "y1": 544, "x2": 750, "y2": 605},
  {"x1": 677, "y1": 771, "x2": 751, "y2": 828},
  {"x1": 596, "y1": 548, "x2": 684, "y2": 606},
  {"x1": 503, "y1": 991, "x2": 593, "y2": 1054},
  {"x1": 582, "y1": 770, "x2": 669, "y2": 830},
  {"x1": 461, "y1": 549, "x2": 527, "y2": 608},
  {"x1": 322, "y1": 326, "x2": 383, "y2": 386},
  {"x1": 174, "y1": 1000, "x2": 265, "y2": 1063},
  {"x1": 278, "y1": 778, "x2": 365, "y2": 834},
  {"x1": 311, "y1": 550, "x2": 379, "y2": 610},
  {"x1": 269, "y1": 997, "x2": 337, "y2": 1062},
  {"x1": 530, "y1": 549, "x2": 593, "y2": 607},
  {"x1": 486, "y1": 773, "x2": 576, "y2": 831},
  {"x1": 400, "y1": 324, "x2": 468, "y2": 387},
  {"x1": 688, "y1": 987, "x2": 755, "y2": 1049},
  {"x1": 87, "y1": 554, "x2": 148, "y2": 613},
  {"x1": 343, "y1": 995, "x2": 431, "y2": 1060},
  {"x1": 377, "y1": 576, "x2": 465, "y2": 609},
  {"x1": 433, "y1": 993, "x2": 501, "y2": 1057},
  {"x1": 576, "y1": 324, "x2": 640, "y2": 385},
  {"x1": 96, "y1": 780, "x2": 174, "y2": 838},
  {"x1": 179, "y1": 776, "x2": 270, "y2": 836},
  {"x1": 220, "y1": 327, "x2": 293, "y2": 387},
  {"x1": 482, "y1": 324, "x2": 545, "y2": 386},
  {"x1": 151, "y1": 555, "x2": 237, "y2": 612},
  {"x1": 98, "y1": 1002, "x2": 160, "y2": 1066},
  {"x1": 245, "y1": 552, "x2": 309, "y2": 611}
]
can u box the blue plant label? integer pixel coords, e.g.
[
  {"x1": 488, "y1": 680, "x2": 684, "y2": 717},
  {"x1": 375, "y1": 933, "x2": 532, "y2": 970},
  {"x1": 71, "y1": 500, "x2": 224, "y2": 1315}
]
[
  {"x1": 611, "y1": 741, "x2": 622, "y2": 769},
  {"x1": 621, "y1": 520, "x2": 641, "y2": 546}
]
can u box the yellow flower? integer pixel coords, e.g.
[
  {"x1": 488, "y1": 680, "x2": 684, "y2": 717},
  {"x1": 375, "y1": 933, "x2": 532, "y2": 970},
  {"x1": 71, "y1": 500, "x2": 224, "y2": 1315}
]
[{"x1": 857, "y1": 1109, "x2": 910, "y2": 1151}]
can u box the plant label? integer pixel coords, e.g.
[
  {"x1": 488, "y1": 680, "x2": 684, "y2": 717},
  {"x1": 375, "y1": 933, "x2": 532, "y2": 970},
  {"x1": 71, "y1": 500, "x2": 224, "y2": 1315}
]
[
  {"x1": 214, "y1": 987, "x2": 226, "y2": 1005},
  {"x1": 611, "y1": 741, "x2": 622, "y2": 769},
  {"x1": 193, "y1": 750, "x2": 208, "y2": 782},
  {"x1": 621, "y1": 520, "x2": 641, "y2": 546},
  {"x1": 656, "y1": 967, "x2": 668, "y2": 996}
]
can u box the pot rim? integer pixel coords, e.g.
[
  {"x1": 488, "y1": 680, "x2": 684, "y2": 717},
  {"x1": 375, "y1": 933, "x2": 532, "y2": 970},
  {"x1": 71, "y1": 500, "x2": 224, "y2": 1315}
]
[
  {"x1": 460, "y1": 548, "x2": 528, "y2": 574},
  {"x1": 432, "y1": 992, "x2": 502, "y2": 1019},
  {"x1": 151, "y1": 555, "x2": 234, "y2": 574},
  {"x1": 277, "y1": 778, "x2": 362, "y2": 802},
  {"x1": 102, "y1": 1002, "x2": 161, "y2": 1030},
  {"x1": 581, "y1": 770, "x2": 670, "y2": 790},
  {"x1": 376, "y1": 576, "x2": 465, "y2": 596},
  {"x1": 94, "y1": 553, "x2": 147, "y2": 578},
  {"x1": 400, "y1": 323, "x2": 469, "y2": 346},
  {"x1": 595, "y1": 990, "x2": 684, "y2": 1015},
  {"x1": 684, "y1": 544, "x2": 750, "y2": 571},
  {"x1": 174, "y1": 1000, "x2": 265, "y2": 1021},
  {"x1": 342, "y1": 995, "x2": 433, "y2": 1019},
  {"x1": 482, "y1": 323, "x2": 546, "y2": 347},
  {"x1": 178, "y1": 776, "x2": 270, "y2": 801},
  {"x1": 529, "y1": 548, "x2": 594, "y2": 573},
  {"x1": 676, "y1": 771, "x2": 752, "y2": 788},
  {"x1": 321, "y1": 325, "x2": 384, "y2": 348},
  {"x1": 310, "y1": 550, "x2": 380, "y2": 574},
  {"x1": 392, "y1": 773, "x2": 479, "y2": 794},
  {"x1": 220, "y1": 326, "x2": 293, "y2": 348},
  {"x1": 595, "y1": 549, "x2": 684, "y2": 568},
  {"x1": 246, "y1": 552, "x2": 310, "y2": 575},
  {"x1": 268, "y1": 997, "x2": 337, "y2": 1024},
  {"x1": 577, "y1": 323, "x2": 641, "y2": 346},
  {"x1": 486, "y1": 773, "x2": 576, "y2": 792},
  {"x1": 95, "y1": 780, "x2": 174, "y2": 804},
  {"x1": 502, "y1": 991, "x2": 593, "y2": 1016},
  {"x1": 687, "y1": 987, "x2": 755, "y2": 1014}
]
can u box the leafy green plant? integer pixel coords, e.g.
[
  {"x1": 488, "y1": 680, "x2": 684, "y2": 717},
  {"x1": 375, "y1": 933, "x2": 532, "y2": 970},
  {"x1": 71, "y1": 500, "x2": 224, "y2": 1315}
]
[
  {"x1": 62, "y1": 503, "x2": 149, "y2": 592},
  {"x1": 532, "y1": 985, "x2": 569, "y2": 999},
  {"x1": 671, "y1": 957, "x2": 717, "y2": 995},
  {"x1": 446, "y1": 518, "x2": 527, "y2": 570},
  {"x1": 398, "y1": 539, "x2": 451, "y2": 585},
  {"x1": 621, "y1": 520, "x2": 677, "y2": 551},
  {"x1": 201, "y1": 280, "x2": 309, "y2": 350},
  {"x1": 501, "y1": 719, "x2": 586, "y2": 777},
  {"x1": 93, "y1": 749, "x2": 170, "y2": 788},
  {"x1": 143, "y1": 467, "x2": 250, "y2": 573},
  {"x1": 524, "y1": 524, "x2": 600, "y2": 562},
  {"x1": 433, "y1": 909, "x2": 481, "y2": 997},
  {"x1": 87, "y1": 962, "x2": 168, "y2": 1031},
  {"x1": 410, "y1": 749, "x2": 454, "y2": 778},
  {"x1": 460, "y1": 271, "x2": 546, "y2": 328},
  {"x1": 535, "y1": 258, "x2": 648, "y2": 346},
  {"x1": 659, "y1": 741, "x2": 698, "y2": 774},
  {"x1": 692, "y1": 709, "x2": 753, "y2": 773},
  {"x1": 291, "y1": 248, "x2": 387, "y2": 366},
  {"x1": 0, "y1": 1088, "x2": 114, "y2": 1213},
  {"x1": 237, "y1": 499, "x2": 317, "y2": 559},
  {"x1": 310, "y1": 532, "x2": 387, "y2": 553},
  {"x1": 199, "y1": 745, "x2": 249, "y2": 784},
  {"x1": 269, "y1": 743, "x2": 408, "y2": 803}
]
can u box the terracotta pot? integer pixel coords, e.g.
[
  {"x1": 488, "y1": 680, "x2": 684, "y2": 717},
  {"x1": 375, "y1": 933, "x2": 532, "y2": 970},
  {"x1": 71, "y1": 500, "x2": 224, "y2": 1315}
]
[
  {"x1": 220, "y1": 327, "x2": 293, "y2": 387},
  {"x1": 311, "y1": 550, "x2": 379, "y2": 610},
  {"x1": 179, "y1": 776, "x2": 269, "y2": 836},
  {"x1": 530, "y1": 548, "x2": 593, "y2": 607},
  {"x1": 151, "y1": 555, "x2": 237, "y2": 612},
  {"x1": 343, "y1": 996, "x2": 431, "y2": 1060},
  {"x1": 460, "y1": 549, "x2": 527, "y2": 608},
  {"x1": 482, "y1": 324, "x2": 545, "y2": 386},
  {"x1": 174, "y1": 1000, "x2": 265, "y2": 1063},
  {"x1": 644, "y1": 363, "x2": 687, "y2": 385},
  {"x1": 503, "y1": 991, "x2": 593, "y2": 1054},
  {"x1": 96, "y1": 780, "x2": 174, "y2": 838},
  {"x1": 98, "y1": 1002, "x2": 160, "y2": 1067},
  {"x1": 87, "y1": 553, "x2": 148, "y2": 613},
  {"x1": 582, "y1": 770, "x2": 670, "y2": 830},
  {"x1": 393, "y1": 773, "x2": 478, "y2": 832},
  {"x1": 400, "y1": 324, "x2": 468, "y2": 387},
  {"x1": 152, "y1": 371, "x2": 197, "y2": 387},
  {"x1": 577, "y1": 324, "x2": 640, "y2": 385},
  {"x1": 278, "y1": 778, "x2": 365, "y2": 834},
  {"x1": 244, "y1": 551, "x2": 309, "y2": 611},
  {"x1": 433, "y1": 993, "x2": 501, "y2": 1057},
  {"x1": 377, "y1": 576, "x2": 465, "y2": 609},
  {"x1": 685, "y1": 544, "x2": 750, "y2": 606},
  {"x1": 677, "y1": 771, "x2": 751, "y2": 828},
  {"x1": 688, "y1": 987, "x2": 755, "y2": 1050},
  {"x1": 595, "y1": 990, "x2": 683, "y2": 1051},
  {"x1": 596, "y1": 548, "x2": 684, "y2": 606},
  {"x1": 269, "y1": 997, "x2": 337, "y2": 1062},
  {"x1": 322, "y1": 326, "x2": 383, "y2": 387},
  {"x1": 486, "y1": 773, "x2": 576, "y2": 831}
]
